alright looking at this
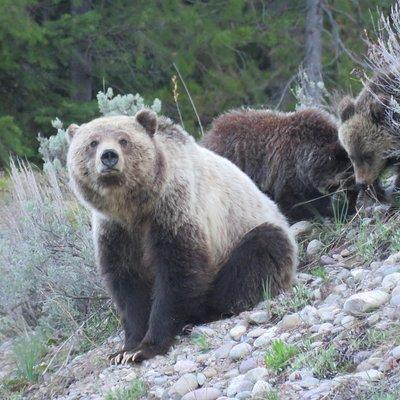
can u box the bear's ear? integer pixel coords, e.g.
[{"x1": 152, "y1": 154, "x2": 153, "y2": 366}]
[
  {"x1": 135, "y1": 109, "x2": 157, "y2": 136},
  {"x1": 370, "y1": 95, "x2": 389, "y2": 125},
  {"x1": 338, "y1": 96, "x2": 355, "y2": 122},
  {"x1": 66, "y1": 124, "x2": 79, "y2": 143}
]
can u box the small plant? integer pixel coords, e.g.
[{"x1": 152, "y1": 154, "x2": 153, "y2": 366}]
[
  {"x1": 12, "y1": 331, "x2": 47, "y2": 383},
  {"x1": 291, "y1": 345, "x2": 353, "y2": 379},
  {"x1": 191, "y1": 333, "x2": 211, "y2": 353},
  {"x1": 0, "y1": 377, "x2": 27, "y2": 399},
  {"x1": 97, "y1": 87, "x2": 161, "y2": 117},
  {"x1": 79, "y1": 309, "x2": 120, "y2": 353},
  {"x1": 264, "y1": 390, "x2": 279, "y2": 400},
  {"x1": 104, "y1": 379, "x2": 146, "y2": 400},
  {"x1": 310, "y1": 266, "x2": 328, "y2": 281},
  {"x1": 273, "y1": 283, "x2": 312, "y2": 318},
  {"x1": 264, "y1": 340, "x2": 299, "y2": 373}
]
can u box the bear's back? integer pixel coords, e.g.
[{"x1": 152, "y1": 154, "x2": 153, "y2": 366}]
[{"x1": 160, "y1": 135, "x2": 293, "y2": 269}]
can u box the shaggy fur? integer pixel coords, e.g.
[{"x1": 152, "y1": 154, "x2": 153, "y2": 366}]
[
  {"x1": 66, "y1": 110, "x2": 297, "y2": 363},
  {"x1": 202, "y1": 108, "x2": 357, "y2": 222},
  {"x1": 338, "y1": 75, "x2": 400, "y2": 198}
]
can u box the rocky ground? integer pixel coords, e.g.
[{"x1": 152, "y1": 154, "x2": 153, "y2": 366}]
[{"x1": 2, "y1": 208, "x2": 400, "y2": 400}]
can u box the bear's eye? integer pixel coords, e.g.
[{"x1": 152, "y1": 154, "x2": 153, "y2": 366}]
[
  {"x1": 119, "y1": 139, "x2": 128, "y2": 147},
  {"x1": 90, "y1": 140, "x2": 99, "y2": 148}
]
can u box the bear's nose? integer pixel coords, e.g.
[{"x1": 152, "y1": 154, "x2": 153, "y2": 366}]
[{"x1": 101, "y1": 149, "x2": 119, "y2": 168}]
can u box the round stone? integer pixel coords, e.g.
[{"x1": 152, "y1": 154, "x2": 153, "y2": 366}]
[
  {"x1": 248, "y1": 311, "x2": 270, "y2": 324},
  {"x1": 248, "y1": 328, "x2": 267, "y2": 338},
  {"x1": 382, "y1": 273, "x2": 400, "y2": 291},
  {"x1": 253, "y1": 327, "x2": 278, "y2": 348},
  {"x1": 343, "y1": 290, "x2": 389, "y2": 316},
  {"x1": 230, "y1": 325, "x2": 247, "y2": 341},
  {"x1": 173, "y1": 373, "x2": 199, "y2": 396},
  {"x1": 181, "y1": 388, "x2": 221, "y2": 400},
  {"x1": 229, "y1": 343, "x2": 252, "y2": 360},
  {"x1": 244, "y1": 367, "x2": 268, "y2": 383},
  {"x1": 214, "y1": 342, "x2": 235, "y2": 359},
  {"x1": 279, "y1": 313, "x2": 302, "y2": 331},
  {"x1": 239, "y1": 358, "x2": 258, "y2": 374},
  {"x1": 307, "y1": 239, "x2": 324, "y2": 257},
  {"x1": 174, "y1": 360, "x2": 197, "y2": 374}
]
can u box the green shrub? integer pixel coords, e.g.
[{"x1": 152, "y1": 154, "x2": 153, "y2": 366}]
[
  {"x1": 12, "y1": 330, "x2": 47, "y2": 382},
  {"x1": 264, "y1": 340, "x2": 299, "y2": 373},
  {"x1": 104, "y1": 379, "x2": 146, "y2": 400}
]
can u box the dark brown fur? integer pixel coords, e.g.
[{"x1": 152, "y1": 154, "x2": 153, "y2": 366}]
[{"x1": 202, "y1": 108, "x2": 357, "y2": 221}]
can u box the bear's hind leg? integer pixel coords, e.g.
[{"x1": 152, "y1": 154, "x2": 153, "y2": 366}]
[{"x1": 205, "y1": 222, "x2": 296, "y2": 320}]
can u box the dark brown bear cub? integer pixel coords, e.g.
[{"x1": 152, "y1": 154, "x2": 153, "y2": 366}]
[
  {"x1": 66, "y1": 110, "x2": 297, "y2": 364},
  {"x1": 202, "y1": 108, "x2": 357, "y2": 222}
]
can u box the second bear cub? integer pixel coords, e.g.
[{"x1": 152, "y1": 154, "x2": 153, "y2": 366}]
[{"x1": 202, "y1": 107, "x2": 357, "y2": 221}]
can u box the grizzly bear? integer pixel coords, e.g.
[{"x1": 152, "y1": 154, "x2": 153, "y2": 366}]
[
  {"x1": 66, "y1": 110, "x2": 297, "y2": 364},
  {"x1": 338, "y1": 74, "x2": 400, "y2": 201},
  {"x1": 202, "y1": 108, "x2": 357, "y2": 222}
]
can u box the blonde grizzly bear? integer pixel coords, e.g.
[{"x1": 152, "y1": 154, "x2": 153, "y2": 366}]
[
  {"x1": 338, "y1": 74, "x2": 400, "y2": 200},
  {"x1": 66, "y1": 110, "x2": 297, "y2": 364},
  {"x1": 202, "y1": 108, "x2": 357, "y2": 222}
]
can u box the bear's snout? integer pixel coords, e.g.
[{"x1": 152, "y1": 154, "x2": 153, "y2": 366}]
[{"x1": 101, "y1": 149, "x2": 119, "y2": 168}]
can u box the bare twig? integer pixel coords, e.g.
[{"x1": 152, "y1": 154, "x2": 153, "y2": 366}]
[{"x1": 173, "y1": 62, "x2": 204, "y2": 136}]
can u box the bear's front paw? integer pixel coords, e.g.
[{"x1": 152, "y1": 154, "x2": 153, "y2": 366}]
[
  {"x1": 109, "y1": 343, "x2": 168, "y2": 365},
  {"x1": 108, "y1": 350, "x2": 127, "y2": 365}
]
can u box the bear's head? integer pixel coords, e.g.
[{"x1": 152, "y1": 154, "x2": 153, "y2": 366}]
[
  {"x1": 338, "y1": 95, "x2": 394, "y2": 187},
  {"x1": 305, "y1": 139, "x2": 353, "y2": 194},
  {"x1": 66, "y1": 109, "x2": 161, "y2": 215}
]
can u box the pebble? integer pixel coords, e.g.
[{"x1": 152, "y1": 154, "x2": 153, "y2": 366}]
[
  {"x1": 298, "y1": 305, "x2": 319, "y2": 325},
  {"x1": 173, "y1": 374, "x2": 199, "y2": 396},
  {"x1": 390, "y1": 294, "x2": 400, "y2": 306},
  {"x1": 197, "y1": 373, "x2": 206, "y2": 386},
  {"x1": 343, "y1": 290, "x2": 389, "y2": 316},
  {"x1": 230, "y1": 325, "x2": 247, "y2": 341},
  {"x1": 290, "y1": 220, "x2": 313, "y2": 237},
  {"x1": 391, "y1": 345, "x2": 400, "y2": 359},
  {"x1": 236, "y1": 391, "x2": 251, "y2": 399},
  {"x1": 351, "y1": 269, "x2": 368, "y2": 282},
  {"x1": 318, "y1": 322, "x2": 334, "y2": 334},
  {"x1": 377, "y1": 264, "x2": 400, "y2": 276},
  {"x1": 214, "y1": 342, "x2": 235, "y2": 359},
  {"x1": 384, "y1": 253, "x2": 400, "y2": 264},
  {"x1": 251, "y1": 380, "x2": 273, "y2": 397},
  {"x1": 244, "y1": 367, "x2": 268, "y2": 383},
  {"x1": 279, "y1": 313, "x2": 302, "y2": 331},
  {"x1": 321, "y1": 255, "x2": 336, "y2": 265},
  {"x1": 298, "y1": 376, "x2": 320, "y2": 389},
  {"x1": 174, "y1": 360, "x2": 197, "y2": 374},
  {"x1": 238, "y1": 358, "x2": 257, "y2": 374},
  {"x1": 253, "y1": 327, "x2": 278, "y2": 348},
  {"x1": 229, "y1": 343, "x2": 252, "y2": 360},
  {"x1": 354, "y1": 369, "x2": 384, "y2": 382},
  {"x1": 248, "y1": 311, "x2": 269, "y2": 324},
  {"x1": 181, "y1": 388, "x2": 221, "y2": 400},
  {"x1": 382, "y1": 273, "x2": 400, "y2": 291},
  {"x1": 341, "y1": 315, "x2": 356, "y2": 328},
  {"x1": 247, "y1": 328, "x2": 267, "y2": 338},
  {"x1": 307, "y1": 240, "x2": 324, "y2": 257},
  {"x1": 226, "y1": 376, "x2": 253, "y2": 397},
  {"x1": 392, "y1": 284, "x2": 400, "y2": 297}
]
